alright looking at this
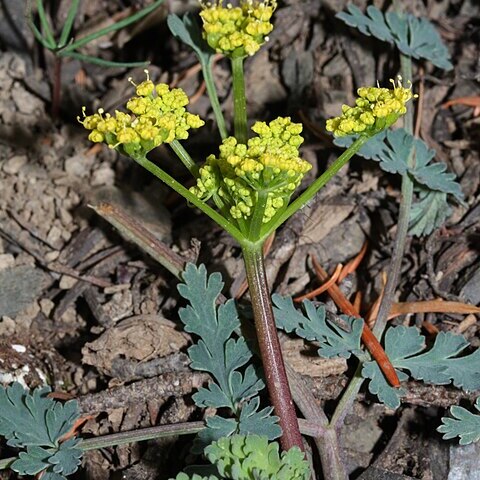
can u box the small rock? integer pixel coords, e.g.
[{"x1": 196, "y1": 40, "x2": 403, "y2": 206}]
[
  {"x1": 3, "y1": 155, "x2": 27, "y2": 174},
  {"x1": 46, "y1": 225, "x2": 62, "y2": 248},
  {"x1": 59, "y1": 275, "x2": 78, "y2": 290},
  {"x1": 64, "y1": 153, "x2": 93, "y2": 177},
  {"x1": 0, "y1": 254, "x2": 15, "y2": 271},
  {"x1": 0, "y1": 317, "x2": 15, "y2": 336},
  {"x1": 40, "y1": 298, "x2": 55, "y2": 316},
  {"x1": 91, "y1": 164, "x2": 115, "y2": 186}
]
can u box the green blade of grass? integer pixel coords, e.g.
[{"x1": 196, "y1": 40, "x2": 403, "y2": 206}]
[
  {"x1": 28, "y1": 17, "x2": 56, "y2": 49},
  {"x1": 61, "y1": 0, "x2": 165, "y2": 52},
  {"x1": 59, "y1": 51, "x2": 150, "y2": 68},
  {"x1": 58, "y1": 0, "x2": 80, "y2": 48},
  {"x1": 35, "y1": 0, "x2": 56, "y2": 48}
]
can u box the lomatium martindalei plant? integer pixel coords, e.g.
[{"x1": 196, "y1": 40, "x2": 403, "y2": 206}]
[{"x1": 80, "y1": 0, "x2": 415, "y2": 461}]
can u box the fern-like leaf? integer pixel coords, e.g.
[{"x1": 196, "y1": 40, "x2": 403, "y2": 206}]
[
  {"x1": 438, "y1": 398, "x2": 480, "y2": 445},
  {"x1": 0, "y1": 383, "x2": 79, "y2": 449},
  {"x1": 178, "y1": 264, "x2": 279, "y2": 452},
  {"x1": 205, "y1": 434, "x2": 310, "y2": 480},
  {"x1": 0, "y1": 383, "x2": 83, "y2": 480},
  {"x1": 334, "y1": 130, "x2": 462, "y2": 235},
  {"x1": 409, "y1": 189, "x2": 452, "y2": 236},
  {"x1": 363, "y1": 327, "x2": 480, "y2": 408},
  {"x1": 273, "y1": 295, "x2": 363, "y2": 359},
  {"x1": 337, "y1": 5, "x2": 453, "y2": 70}
]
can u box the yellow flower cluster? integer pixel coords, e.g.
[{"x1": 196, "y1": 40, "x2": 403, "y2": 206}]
[
  {"x1": 79, "y1": 72, "x2": 204, "y2": 158},
  {"x1": 199, "y1": 0, "x2": 276, "y2": 57},
  {"x1": 191, "y1": 117, "x2": 311, "y2": 224},
  {"x1": 326, "y1": 78, "x2": 416, "y2": 137}
]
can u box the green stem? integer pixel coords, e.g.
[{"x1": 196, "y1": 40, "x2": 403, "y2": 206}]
[
  {"x1": 241, "y1": 243, "x2": 304, "y2": 452},
  {"x1": 203, "y1": 57, "x2": 228, "y2": 140},
  {"x1": 330, "y1": 22, "x2": 416, "y2": 428},
  {"x1": 170, "y1": 139, "x2": 198, "y2": 176},
  {"x1": 373, "y1": 39, "x2": 415, "y2": 338},
  {"x1": 249, "y1": 190, "x2": 268, "y2": 240},
  {"x1": 231, "y1": 56, "x2": 248, "y2": 144},
  {"x1": 259, "y1": 135, "x2": 369, "y2": 242},
  {"x1": 133, "y1": 155, "x2": 244, "y2": 243},
  {"x1": 330, "y1": 362, "x2": 365, "y2": 430}
]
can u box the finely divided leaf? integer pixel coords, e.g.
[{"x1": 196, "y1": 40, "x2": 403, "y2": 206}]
[
  {"x1": 192, "y1": 415, "x2": 238, "y2": 455},
  {"x1": 0, "y1": 383, "x2": 80, "y2": 448},
  {"x1": 237, "y1": 398, "x2": 281, "y2": 440},
  {"x1": 364, "y1": 327, "x2": 480, "y2": 408},
  {"x1": 337, "y1": 5, "x2": 393, "y2": 42},
  {"x1": 362, "y1": 362, "x2": 407, "y2": 409},
  {"x1": 438, "y1": 398, "x2": 480, "y2": 445},
  {"x1": 179, "y1": 266, "x2": 260, "y2": 408},
  {"x1": 337, "y1": 5, "x2": 453, "y2": 70},
  {"x1": 334, "y1": 130, "x2": 462, "y2": 235},
  {"x1": 411, "y1": 140, "x2": 463, "y2": 199},
  {"x1": 273, "y1": 295, "x2": 363, "y2": 359},
  {"x1": 362, "y1": 326, "x2": 422, "y2": 408},
  {"x1": 409, "y1": 189, "x2": 451, "y2": 236},
  {"x1": 178, "y1": 264, "x2": 276, "y2": 451}
]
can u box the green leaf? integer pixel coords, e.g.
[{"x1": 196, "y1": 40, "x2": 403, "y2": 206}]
[
  {"x1": 192, "y1": 416, "x2": 238, "y2": 455},
  {"x1": 409, "y1": 189, "x2": 451, "y2": 236},
  {"x1": 334, "y1": 129, "x2": 462, "y2": 235},
  {"x1": 438, "y1": 398, "x2": 480, "y2": 445},
  {"x1": 62, "y1": 0, "x2": 165, "y2": 52},
  {"x1": 0, "y1": 383, "x2": 80, "y2": 448},
  {"x1": 362, "y1": 326, "x2": 422, "y2": 408},
  {"x1": 172, "y1": 474, "x2": 219, "y2": 480},
  {"x1": 11, "y1": 446, "x2": 52, "y2": 475},
  {"x1": 362, "y1": 362, "x2": 408, "y2": 409},
  {"x1": 58, "y1": 51, "x2": 149, "y2": 68},
  {"x1": 35, "y1": 0, "x2": 56, "y2": 48},
  {"x1": 48, "y1": 438, "x2": 83, "y2": 475},
  {"x1": 237, "y1": 398, "x2": 281, "y2": 440},
  {"x1": 178, "y1": 264, "x2": 277, "y2": 452},
  {"x1": 364, "y1": 327, "x2": 480, "y2": 408},
  {"x1": 205, "y1": 435, "x2": 310, "y2": 480},
  {"x1": 337, "y1": 5, "x2": 453, "y2": 70},
  {"x1": 273, "y1": 295, "x2": 363, "y2": 359},
  {"x1": 58, "y1": 0, "x2": 80, "y2": 48},
  {"x1": 167, "y1": 13, "x2": 214, "y2": 66}
]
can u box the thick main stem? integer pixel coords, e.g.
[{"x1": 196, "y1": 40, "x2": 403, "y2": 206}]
[
  {"x1": 242, "y1": 244, "x2": 304, "y2": 452},
  {"x1": 231, "y1": 56, "x2": 248, "y2": 144}
]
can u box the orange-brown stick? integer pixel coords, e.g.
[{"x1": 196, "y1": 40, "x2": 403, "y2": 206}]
[
  {"x1": 294, "y1": 263, "x2": 343, "y2": 302},
  {"x1": 311, "y1": 255, "x2": 400, "y2": 388}
]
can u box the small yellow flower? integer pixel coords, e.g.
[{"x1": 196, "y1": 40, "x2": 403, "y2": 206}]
[
  {"x1": 326, "y1": 77, "x2": 416, "y2": 137},
  {"x1": 191, "y1": 117, "x2": 311, "y2": 224},
  {"x1": 199, "y1": 0, "x2": 276, "y2": 57},
  {"x1": 79, "y1": 71, "x2": 204, "y2": 157}
]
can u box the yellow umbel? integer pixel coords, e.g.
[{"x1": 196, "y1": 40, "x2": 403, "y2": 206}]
[
  {"x1": 79, "y1": 71, "x2": 204, "y2": 157},
  {"x1": 326, "y1": 77, "x2": 416, "y2": 137},
  {"x1": 199, "y1": 0, "x2": 276, "y2": 57},
  {"x1": 191, "y1": 117, "x2": 311, "y2": 224}
]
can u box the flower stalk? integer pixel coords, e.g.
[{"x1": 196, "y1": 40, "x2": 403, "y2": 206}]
[{"x1": 232, "y1": 56, "x2": 248, "y2": 144}]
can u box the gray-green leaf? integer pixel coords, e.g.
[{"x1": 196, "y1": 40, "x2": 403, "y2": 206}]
[
  {"x1": 337, "y1": 5, "x2": 453, "y2": 70},
  {"x1": 273, "y1": 295, "x2": 363, "y2": 359},
  {"x1": 438, "y1": 398, "x2": 480, "y2": 445}
]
